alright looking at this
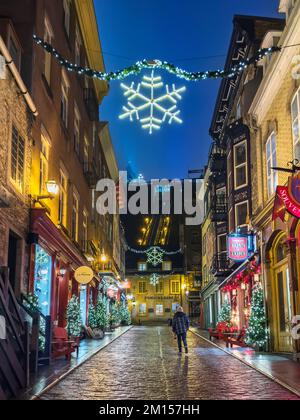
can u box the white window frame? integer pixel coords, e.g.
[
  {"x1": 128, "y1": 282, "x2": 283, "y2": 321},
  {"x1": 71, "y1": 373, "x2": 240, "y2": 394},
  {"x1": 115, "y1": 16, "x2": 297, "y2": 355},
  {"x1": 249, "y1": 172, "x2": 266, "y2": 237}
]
[
  {"x1": 292, "y1": 88, "x2": 300, "y2": 161},
  {"x1": 138, "y1": 262, "x2": 147, "y2": 272},
  {"x1": 10, "y1": 125, "x2": 25, "y2": 193},
  {"x1": 218, "y1": 233, "x2": 227, "y2": 256},
  {"x1": 171, "y1": 281, "x2": 180, "y2": 295},
  {"x1": 235, "y1": 201, "x2": 249, "y2": 228},
  {"x1": 71, "y1": 189, "x2": 79, "y2": 242},
  {"x1": 44, "y1": 16, "x2": 54, "y2": 85},
  {"x1": 234, "y1": 140, "x2": 248, "y2": 190},
  {"x1": 61, "y1": 70, "x2": 69, "y2": 127},
  {"x1": 138, "y1": 282, "x2": 147, "y2": 294},
  {"x1": 40, "y1": 130, "x2": 50, "y2": 194},
  {"x1": 156, "y1": 304, "x2": 164, "y2": 316},
  {"x1": 162, "y1": 261, "x2": 172, "y2": 271},
  {"x1": 266, "y1": 132, "x2": 278, "y2": 197},
  {"x1": 139, "y1": 303, "x2": 147, "y2": 315},
  {"x1": 59, "y1": 168, "x2": 68, "y2": 227}
]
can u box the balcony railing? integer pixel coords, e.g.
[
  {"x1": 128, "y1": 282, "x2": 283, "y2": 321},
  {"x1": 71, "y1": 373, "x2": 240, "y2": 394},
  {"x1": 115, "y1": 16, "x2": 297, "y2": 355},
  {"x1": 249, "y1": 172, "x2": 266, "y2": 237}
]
[
  {"x1": 211, "y1": 253, "x2": 231, "y2": 276},
  {"x1": 83, "y1": 160, "x2": 100, "y2": 188},
  {"x1": 84, "y1": 88, "x2": 99, "y2": 121},
  {"x1": 211, "y1": 196, "x2": 228, "y2": 222}
]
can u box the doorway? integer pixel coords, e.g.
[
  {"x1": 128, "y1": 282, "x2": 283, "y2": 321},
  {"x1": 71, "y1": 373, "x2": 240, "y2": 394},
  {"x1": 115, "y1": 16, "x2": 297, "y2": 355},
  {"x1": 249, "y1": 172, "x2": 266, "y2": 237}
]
[
  {"x1": 272, "y1": 236, "x2": 293, "y2": 353},
  {"x1": 7, "y1": 230, "x2": 21, "y2": 293}
]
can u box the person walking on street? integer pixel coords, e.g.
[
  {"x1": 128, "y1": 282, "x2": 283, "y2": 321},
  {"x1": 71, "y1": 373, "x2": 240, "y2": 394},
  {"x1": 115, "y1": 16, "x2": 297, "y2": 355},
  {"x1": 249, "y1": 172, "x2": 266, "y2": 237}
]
[{"x1": 172, "y1": 306, "x2": 190, "y2": 354}]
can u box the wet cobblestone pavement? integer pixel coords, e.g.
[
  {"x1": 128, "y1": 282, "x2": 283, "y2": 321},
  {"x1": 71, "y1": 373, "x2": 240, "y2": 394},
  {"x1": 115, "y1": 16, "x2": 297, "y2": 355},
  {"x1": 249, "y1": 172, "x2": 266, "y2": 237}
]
[{"x1": 40, "y1": 326, "x2": 300, "y2": 400}]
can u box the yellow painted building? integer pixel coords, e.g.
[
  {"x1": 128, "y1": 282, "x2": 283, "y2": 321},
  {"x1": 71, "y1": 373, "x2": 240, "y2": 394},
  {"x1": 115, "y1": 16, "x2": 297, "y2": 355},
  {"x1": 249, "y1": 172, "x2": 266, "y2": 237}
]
[
  {"x1": 249, "y1": 0, "x2": 300, "y2": 354},
  {"x1": 127, "y1": 274, "x2": 190, "y2": 323}
]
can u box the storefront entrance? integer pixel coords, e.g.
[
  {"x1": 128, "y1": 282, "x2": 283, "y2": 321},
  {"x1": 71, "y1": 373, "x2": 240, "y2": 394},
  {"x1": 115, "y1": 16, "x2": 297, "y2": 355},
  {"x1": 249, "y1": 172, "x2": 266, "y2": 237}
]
[{"x1": 272, "y1": 236, "x2": 293, "y2": 353}]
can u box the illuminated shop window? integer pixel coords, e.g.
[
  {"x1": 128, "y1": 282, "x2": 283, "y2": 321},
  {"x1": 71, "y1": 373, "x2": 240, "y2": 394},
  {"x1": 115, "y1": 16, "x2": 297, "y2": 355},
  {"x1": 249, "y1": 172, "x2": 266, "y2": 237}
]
[
  {"x1": 34, "y1": 245, "x2": 52, "y2": 317},
  {"x1": 156, "y1": 305, "x2": 164, "y2": 316},
  {"x1": 80, "y1": 285, "x2": 87, "y2": 325}
]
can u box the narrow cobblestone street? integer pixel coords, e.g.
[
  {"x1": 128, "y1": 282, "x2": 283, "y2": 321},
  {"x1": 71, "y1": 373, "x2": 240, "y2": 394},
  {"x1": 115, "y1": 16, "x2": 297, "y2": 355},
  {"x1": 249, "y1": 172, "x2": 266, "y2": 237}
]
[{"x1": 40, "y1": 327, "x2": 299, "y2": 400}]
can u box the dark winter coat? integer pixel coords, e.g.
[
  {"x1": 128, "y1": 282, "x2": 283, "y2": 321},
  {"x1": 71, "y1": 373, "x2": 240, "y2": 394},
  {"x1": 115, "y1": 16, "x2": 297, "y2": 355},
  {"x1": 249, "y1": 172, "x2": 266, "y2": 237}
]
[{"x1": 172, "y1": 312, "x2": 190, "y2": 335}]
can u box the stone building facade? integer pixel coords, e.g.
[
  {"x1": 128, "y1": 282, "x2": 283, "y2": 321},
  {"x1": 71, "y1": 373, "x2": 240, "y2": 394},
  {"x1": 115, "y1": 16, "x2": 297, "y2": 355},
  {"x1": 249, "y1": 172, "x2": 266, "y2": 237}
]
[{"x1": 0, "y1": 39, "x2": 36, "y2": 296}]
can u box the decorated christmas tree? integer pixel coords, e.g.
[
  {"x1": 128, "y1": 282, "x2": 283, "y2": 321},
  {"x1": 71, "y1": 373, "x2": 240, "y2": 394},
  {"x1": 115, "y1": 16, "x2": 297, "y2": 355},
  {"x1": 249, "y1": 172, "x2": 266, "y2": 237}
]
[
  {"x1": 246, "y1": 286, "x2": 267, "y2": 350},
  {"x1": 120, "y1": 305, "x2": 132, "y2": 326},
  {"x1": 96, "y1": 296, "x2": 109, "y2": 330},
  {"x1": 88, "y1": 302, "x2": 97, "y2": 329},
  {"x1": 66, "y1": 295, "x2": 82, "y2": 338},
  {"x1": 110, "y1": 303, "x2": 121, "y2": 327},
  {"x1": 23, "y1": 293, "x2": 40, "y2": 313},
  {"x1": 217, "y1": 302, "x2": 232, "y2": 327}
]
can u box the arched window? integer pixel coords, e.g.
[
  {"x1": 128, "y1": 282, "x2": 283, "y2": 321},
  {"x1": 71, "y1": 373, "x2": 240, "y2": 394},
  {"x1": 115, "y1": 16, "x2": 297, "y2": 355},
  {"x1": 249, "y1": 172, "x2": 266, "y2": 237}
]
[{"x1": 276, "y1": 238, "x2": 287, "y2": 264}]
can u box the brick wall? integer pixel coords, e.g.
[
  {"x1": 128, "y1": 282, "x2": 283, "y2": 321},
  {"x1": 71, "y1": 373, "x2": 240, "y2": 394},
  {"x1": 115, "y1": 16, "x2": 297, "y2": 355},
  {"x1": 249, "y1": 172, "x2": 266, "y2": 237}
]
[{"x1": 0, "y1": 67, "x2": 33, "y2": 294}]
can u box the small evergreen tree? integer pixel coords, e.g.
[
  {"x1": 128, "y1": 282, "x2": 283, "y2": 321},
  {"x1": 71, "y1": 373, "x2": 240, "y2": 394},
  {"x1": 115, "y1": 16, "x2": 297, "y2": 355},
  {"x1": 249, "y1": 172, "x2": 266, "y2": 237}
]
[
  {"x1": 218, "y1": 302, "x2": 232, "y2": 326},
  {"x1": 246, "y1": 286, "x2": 267, "y2": 350},
  {"x1": 120, "y1": 305, "x2": 132, "y2": 326},
  {"x1": 96, "y1": 296, "x2": 109, "y2": 330},
  {"x1": 88, "y1": 302, "x2": 97, "y2": 329},
  {"x1": 66, "y1": 295, "x2": 82, "y2": 337},
  {"x1": 110, "y1": 303, "x2": 121, "y2": 326}
]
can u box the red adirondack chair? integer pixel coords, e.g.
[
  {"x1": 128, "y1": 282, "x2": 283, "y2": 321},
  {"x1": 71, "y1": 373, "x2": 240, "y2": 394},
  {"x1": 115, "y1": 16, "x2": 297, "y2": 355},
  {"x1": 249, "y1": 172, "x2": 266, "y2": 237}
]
[{"x1": 51, "y1": 327, "x2": 78, "y2": 361}]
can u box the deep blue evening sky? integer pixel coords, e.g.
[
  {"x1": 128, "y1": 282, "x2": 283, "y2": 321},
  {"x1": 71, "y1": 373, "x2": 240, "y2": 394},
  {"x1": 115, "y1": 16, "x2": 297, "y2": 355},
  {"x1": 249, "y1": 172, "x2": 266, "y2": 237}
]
[{"x1": 95, "y1": 0, "x2": 281, "y2": 180}]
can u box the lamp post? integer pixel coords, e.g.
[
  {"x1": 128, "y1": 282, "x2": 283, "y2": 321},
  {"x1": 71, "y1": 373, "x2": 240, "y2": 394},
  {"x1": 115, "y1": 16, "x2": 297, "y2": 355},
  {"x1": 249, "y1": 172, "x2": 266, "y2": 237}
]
[{"x1": 32, "y1": 180, "x2": 59, "y2": 204}]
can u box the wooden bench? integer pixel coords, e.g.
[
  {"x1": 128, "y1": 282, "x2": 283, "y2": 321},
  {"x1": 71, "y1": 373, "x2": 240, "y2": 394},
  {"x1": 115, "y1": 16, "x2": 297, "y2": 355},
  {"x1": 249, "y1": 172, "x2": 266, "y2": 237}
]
[
  {"x1": 208, "y1": 328, "x2": 224, "y2": 341},
  {"x1": 51, "y1": 327, "x2": 79, "y2": 361}
]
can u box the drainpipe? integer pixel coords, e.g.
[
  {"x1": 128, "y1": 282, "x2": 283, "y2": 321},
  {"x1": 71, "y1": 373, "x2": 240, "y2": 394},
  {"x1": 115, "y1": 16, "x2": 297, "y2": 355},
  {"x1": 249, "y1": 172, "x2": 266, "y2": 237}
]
[{"x1": 0, "y1": 36, "x2": 38, "y2": 116}]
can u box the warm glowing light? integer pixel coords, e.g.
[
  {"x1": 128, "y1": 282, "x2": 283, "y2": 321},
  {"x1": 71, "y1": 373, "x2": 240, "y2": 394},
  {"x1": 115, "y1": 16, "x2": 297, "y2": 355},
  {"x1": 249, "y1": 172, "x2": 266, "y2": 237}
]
[
  {"x1": 46, "y1": 180, "x2": 59, "y2": 196},
  {"x1": 100, "y1": 254, "x2": 108, "y2": 263}
]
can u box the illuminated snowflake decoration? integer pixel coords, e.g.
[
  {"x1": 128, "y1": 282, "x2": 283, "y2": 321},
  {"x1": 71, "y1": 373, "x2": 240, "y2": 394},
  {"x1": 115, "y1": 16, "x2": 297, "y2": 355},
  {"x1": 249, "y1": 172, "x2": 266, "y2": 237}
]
[
  {"x1": 150, "y1": 274, "x2": 160, "y2": 286},
  {"x1": 119, "y1": 70, "x2": 186, "y2": 134},
  {"x1": 146, "y1": 247, "x2": 164, "y2": 267}
]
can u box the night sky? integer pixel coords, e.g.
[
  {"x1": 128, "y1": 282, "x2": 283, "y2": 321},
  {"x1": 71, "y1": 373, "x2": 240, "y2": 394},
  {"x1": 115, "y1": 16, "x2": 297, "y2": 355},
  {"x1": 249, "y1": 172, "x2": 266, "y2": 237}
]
[{"x1": 95, "y1": 0, "x2": 281, "y2": 180}]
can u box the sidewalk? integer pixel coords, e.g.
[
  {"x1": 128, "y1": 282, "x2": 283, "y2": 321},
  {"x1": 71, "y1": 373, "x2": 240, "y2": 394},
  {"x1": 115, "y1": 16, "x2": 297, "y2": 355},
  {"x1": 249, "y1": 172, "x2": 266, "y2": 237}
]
[
  {"x1": 20, "y1": 326, "x2": 132, "y2": 400},
  {"x1": 191, "y1": 327, "x2": 300, "y2": 397}
]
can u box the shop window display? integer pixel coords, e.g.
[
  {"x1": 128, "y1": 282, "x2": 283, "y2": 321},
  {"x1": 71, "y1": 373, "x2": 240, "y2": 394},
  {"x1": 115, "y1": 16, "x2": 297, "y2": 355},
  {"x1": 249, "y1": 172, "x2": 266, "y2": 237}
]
[{"x1": 34, "y1": 245, "x2": 52, "y2": 317}]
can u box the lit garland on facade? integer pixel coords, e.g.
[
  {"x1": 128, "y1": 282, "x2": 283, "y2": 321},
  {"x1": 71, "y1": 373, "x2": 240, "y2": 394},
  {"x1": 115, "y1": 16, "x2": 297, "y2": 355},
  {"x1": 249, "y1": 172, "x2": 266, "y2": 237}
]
[{"x1": 33, "y1": 35, "x2": 281, "y2": 82}]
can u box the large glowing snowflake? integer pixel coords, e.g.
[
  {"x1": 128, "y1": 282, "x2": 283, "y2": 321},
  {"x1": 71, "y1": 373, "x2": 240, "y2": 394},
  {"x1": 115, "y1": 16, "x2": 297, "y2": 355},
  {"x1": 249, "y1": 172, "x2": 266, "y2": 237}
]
[
  {"x1": 150, "y1": 274, "x2": 160, "y2": 287},
  {"x1": 119, "y1": 71, "x2": 186, "y2": 134},
  {"x1": 146, "y1": 247, "x2": 164, "y2": 267}
]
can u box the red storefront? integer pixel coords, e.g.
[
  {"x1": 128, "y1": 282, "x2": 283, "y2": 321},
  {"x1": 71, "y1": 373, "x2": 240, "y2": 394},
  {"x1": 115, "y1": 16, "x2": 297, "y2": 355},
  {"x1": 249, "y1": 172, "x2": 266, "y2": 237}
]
[
  {"x1": 29, "y1": 208, "x2": 98, "y2": 328},
  {"x1": 220, "y1": 258, "x2": 261, "y2": 330}
]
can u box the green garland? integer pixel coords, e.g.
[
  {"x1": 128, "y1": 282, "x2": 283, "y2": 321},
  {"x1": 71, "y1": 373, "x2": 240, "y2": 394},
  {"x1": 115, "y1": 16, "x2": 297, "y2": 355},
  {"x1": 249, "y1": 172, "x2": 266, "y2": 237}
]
[{"x1": 33, "y1": 34, "x2": 281, "y2": 82}]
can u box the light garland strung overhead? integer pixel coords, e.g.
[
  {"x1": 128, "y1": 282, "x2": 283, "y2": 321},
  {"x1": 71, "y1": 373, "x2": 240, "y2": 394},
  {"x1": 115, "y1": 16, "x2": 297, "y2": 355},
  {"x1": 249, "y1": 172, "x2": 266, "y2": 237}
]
[{"x1": 33, "y1": 35, "x2": 281, "y2": 83}]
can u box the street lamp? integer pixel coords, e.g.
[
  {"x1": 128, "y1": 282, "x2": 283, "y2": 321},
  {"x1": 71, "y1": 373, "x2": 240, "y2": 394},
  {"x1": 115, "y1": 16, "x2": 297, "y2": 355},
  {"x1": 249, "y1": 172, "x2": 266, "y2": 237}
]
[{"x1": 33, "y1": 180, "x2": 59, "y2": 204}]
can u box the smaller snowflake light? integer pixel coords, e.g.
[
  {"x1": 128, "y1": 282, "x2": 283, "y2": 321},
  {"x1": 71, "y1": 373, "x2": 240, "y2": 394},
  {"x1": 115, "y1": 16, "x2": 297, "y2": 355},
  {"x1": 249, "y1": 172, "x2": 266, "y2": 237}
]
[
  {"x1": 119, "y1": 71, "x2": 186, "y2": 134},
  {"x1": 146, "y1": 247, "x2": 164, "y2": 267},
  {"x1": 150, "y1": 274, "x2": 160, "y2": 286}
]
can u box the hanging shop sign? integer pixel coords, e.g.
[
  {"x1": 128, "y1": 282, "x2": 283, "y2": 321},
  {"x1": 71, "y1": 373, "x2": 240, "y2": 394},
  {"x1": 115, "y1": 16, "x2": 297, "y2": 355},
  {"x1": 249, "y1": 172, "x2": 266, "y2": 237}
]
[
  {"x1": 74, "y1": 266, "x2": 94, "y2": 285},
  {"x1": 228, "y1": 233, "x2": 255, "y2": 262},
  {"x1": 273, "y1": 177, "x2": 300, "y2": 220}
]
